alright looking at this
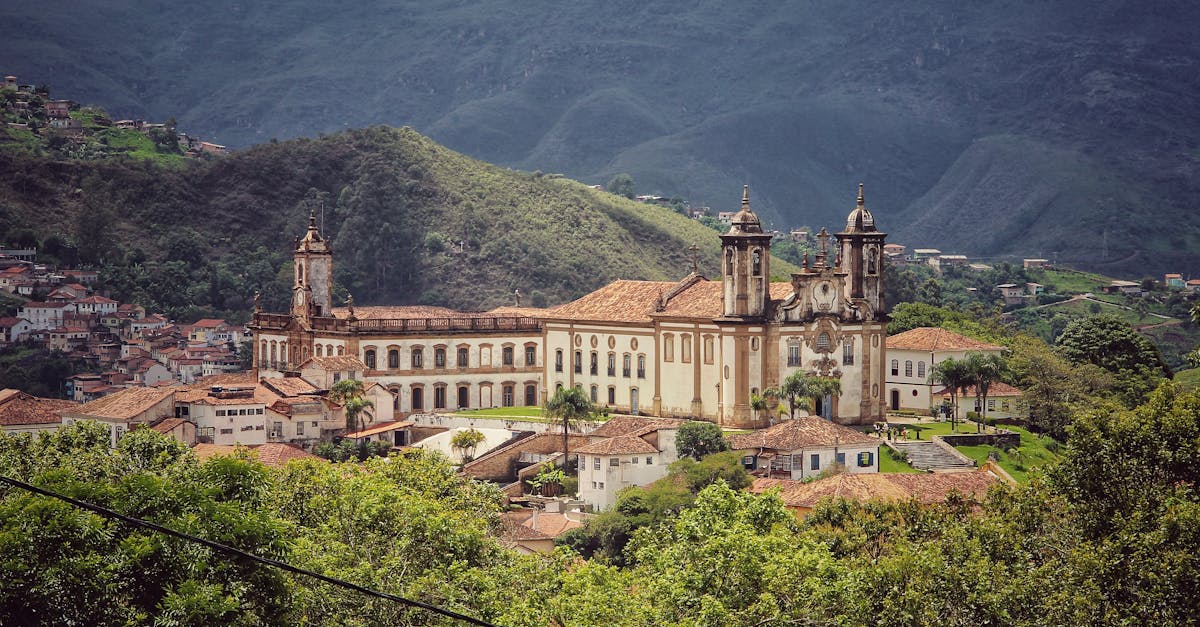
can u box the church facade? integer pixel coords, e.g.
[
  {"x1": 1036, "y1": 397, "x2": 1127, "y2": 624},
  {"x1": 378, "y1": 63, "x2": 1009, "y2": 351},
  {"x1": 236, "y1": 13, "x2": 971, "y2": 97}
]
[{"x1": 250, "y1": 185, "x2": 888, "y2": 428}]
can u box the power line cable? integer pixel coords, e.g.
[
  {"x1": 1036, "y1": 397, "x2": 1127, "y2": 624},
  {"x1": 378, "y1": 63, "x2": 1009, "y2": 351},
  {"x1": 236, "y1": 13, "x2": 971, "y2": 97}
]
[{"x1": 0, "y1": 474, "x2": 498, "y2": 627}]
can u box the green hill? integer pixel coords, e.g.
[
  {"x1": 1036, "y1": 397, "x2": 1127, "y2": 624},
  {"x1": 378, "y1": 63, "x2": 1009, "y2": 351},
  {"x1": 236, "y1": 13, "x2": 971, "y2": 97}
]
[
  {"x1": 0, "y1": 126, "x2": 798, "y2": 317},
  {"x1": 2, "y1": 1, "x2": 1199, "y2": 275}
]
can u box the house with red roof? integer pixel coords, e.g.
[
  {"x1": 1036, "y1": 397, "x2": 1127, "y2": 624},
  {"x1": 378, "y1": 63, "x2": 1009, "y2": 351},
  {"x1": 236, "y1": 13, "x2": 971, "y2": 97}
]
[
  {"x1": 885, "y1": 327, "x2": 1006, "y2": 413},
  {"x1": 729, "y1": 416, "x2": 879, "y2": 480},
  {"x1": 573, "y1": 416, "x2": 687, "y2": 510},
  {"x1": 0, "y1": 317, "x2": 32, "y2": 344},
  {"x1": 74, "y1": 295, "x2": 118, "y2": 315},
  {"x1": 18, "y1": 301, "x2": 75, "y2": 330},
  {"x1": 0, "y1": 388, "x2": 78, "y2": 435}
]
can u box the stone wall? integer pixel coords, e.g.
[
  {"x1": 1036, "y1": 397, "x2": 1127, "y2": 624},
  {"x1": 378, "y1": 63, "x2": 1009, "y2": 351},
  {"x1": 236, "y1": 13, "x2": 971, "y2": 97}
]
[{"x1": 939, "y1": 431, "x2": 1020, "y2": 449}]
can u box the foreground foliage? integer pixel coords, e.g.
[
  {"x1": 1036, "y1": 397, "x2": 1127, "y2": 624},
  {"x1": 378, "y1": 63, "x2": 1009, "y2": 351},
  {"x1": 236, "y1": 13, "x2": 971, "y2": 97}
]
[{"x1": 3, "y1": 383, "x2": 1199, "y2": 625}]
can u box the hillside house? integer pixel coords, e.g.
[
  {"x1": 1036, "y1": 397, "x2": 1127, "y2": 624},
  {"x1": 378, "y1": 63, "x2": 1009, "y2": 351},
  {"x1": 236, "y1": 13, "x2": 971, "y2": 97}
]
[
  {"x1": 45, "y1": 99, "x2": 71, "y2": 118},
  {"x1": 1165, "y1": 274, "x2": 1185, "y2": 289},
  {"x1": 1187, "y1": 279, "x2": 1200, "y2": 293},
  {"x1": 883, "y1": 243, "x2": 906, "y2": 261},
  {"x1": 2, "y1": 76, "x2": 16, "y2": 89},
  {"x1": 1026, "y1": 282, "x2": 1044, "y2": 296},
  {"x1": 60, "y1": 386, "x2": 178, "y2": 447},
  {"x1": 996, "y1": 284, "x2": 1028, "y2": 306},
  {"x1": 17, "y1": 301, "x2": 73, "y2": 330},
  {"x1": 0, "y1": 389, "x2": 77, "y2": 436},
  {"x1": 75, "y1": 295, "x2": 118, "y2": 315},
  {"x1": 937, "y1": 382, "x2": 1024, "y2": 420},
  {"x1": 189, "y1": 318, "x2": 229, "y2": 344},
  {"x1": 574, "y1": 416, "x2": 687, "y2": 510},
  {"x1": 1101, "y1": 280, "x2": 1142, "y2": 296},
  {"x1": 729, "y1": 417, "x2": 879, "y2": 480},
  {"x1": 175, "y1": 375, "x2": 344, "y2": 447},
  {"x1": 911, "y1": 248, "x2": 941, "y2": 264},
  {"x1": 933, "y1": 254, "x2": 968, "y2": 271},
  {"x1": 0, "y1": 317, "x2": 32, "y2": 344},
  {"x1": 149, "y1": 417, "x2": 197, "y2": 445},
  {"x1": 885, "y1": 327, "x2": 1005, "y2": 413},
  {"x1": 1022, "y1": 258, "x2": 1050, "y2": 270}
]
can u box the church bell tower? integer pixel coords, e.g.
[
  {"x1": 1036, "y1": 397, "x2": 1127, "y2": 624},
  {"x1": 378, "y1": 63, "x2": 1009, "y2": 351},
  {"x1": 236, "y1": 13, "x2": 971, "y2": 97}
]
[
  {"x1": 292, "y1": 211, "x2": 333, "y2": 321},
  {"x1": 837, "y1": 183, "x2": 886, "y2": 317},
  {"x1": 720, "y1": 185, "x2": 773, "y2": 320}
]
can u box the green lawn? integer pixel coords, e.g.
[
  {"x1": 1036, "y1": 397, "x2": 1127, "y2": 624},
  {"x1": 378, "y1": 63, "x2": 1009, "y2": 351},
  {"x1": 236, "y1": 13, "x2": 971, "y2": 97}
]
[
  {"x1": 953, "y1": 425, "x2": 1061, "y2": 483},
  {"x1": 1045, "y1": 297, "x2": 1165, "y2": 326},
  {"x1": 1174, "y1": 368, "x2": 1200, "y2": 392},
  {"x1": 1034, "y1": 268, "x2": 1112, "y2": 295},
  {"x1": 454, "y1": 406, "x2": 544, "y2": 418},
  {"x1": 878, "y1": 446, "x2": 924, "y2": 473}
]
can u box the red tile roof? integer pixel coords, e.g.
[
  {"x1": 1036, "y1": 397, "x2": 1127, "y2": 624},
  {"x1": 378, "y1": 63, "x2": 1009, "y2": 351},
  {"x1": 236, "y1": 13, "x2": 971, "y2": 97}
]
[
  {"x1": 587, "y1": 416, "x2": 687, "y2": 438},
  {"x1": 344, "y1": 420, "x2": 413, "y2": 439},
  {"x1": 729, "y1": 417, "x2": 876, "y2": 451},
  {"x1": 500, "y1": 509, "x2": 583, "y2": 541},
  {"x1": 574, "y1": 435, "x2": 659, "y2": 455},
  {"x1": 192, "y1": 443, "x2": 323, "y2": 468},
  {"x1": 934, "y1": 382, "x2": 1023, "y2": 397},
  {"x1": 65, "y1": 386, "x2": 176, "y2": 420},
  {"x1": 0, "y1": 389, "x2": 77, "y2": 426},
  {"x1": 887, "y1": 327, "x2": 1004, "y2": 352},
  {"x1": 299, "y1": 356, "x2": 368, "y2": 371},
  {"x1": 750, "y1": 470, "x2": 1000, "y2": 509},
  {"x1": 0, "y1": 317, "x2": 27, "y2": 327},
  {"x1": 192, "y1": 318, "x2": 228, "y2": 328},
  {"x1": 149, "y1": 417, "x2": 192, "y2": 433}
]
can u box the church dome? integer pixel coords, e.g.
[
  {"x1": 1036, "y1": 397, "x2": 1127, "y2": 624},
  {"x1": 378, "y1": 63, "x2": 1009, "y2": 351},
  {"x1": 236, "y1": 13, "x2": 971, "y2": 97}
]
[
  {"x1": 844, "y1": 183, "x2": 876, "y2": 233},
  {"x1": 728, "y1": 185, "x2": 764, "y2": 234}
]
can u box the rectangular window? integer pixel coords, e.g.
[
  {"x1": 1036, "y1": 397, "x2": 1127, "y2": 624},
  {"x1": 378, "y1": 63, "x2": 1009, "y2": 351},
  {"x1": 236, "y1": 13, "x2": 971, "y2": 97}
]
[
  {"x1": 843, "y1": 342, "x2": 854, "y2": 366},
  {"x1": 590, "y1": 352, "x2": 598, "y2": 375},
  {"x1": 607, "y1": 354, "x2": 616, "y2": 377},
  {"x1": 297, "y1": 421, "x2": 305, "y2": 435},
  {"x1": 664, "y1": 335, "x2": 674, "y2": 362},
  {"x1": 574, "y1": 351, "x2": 582, "y2": 374},
  {"x1": 412, "y1": 349, "x2": 424, "y2": 369},
  {"x1": 681, "y1": 336, "x2": 692, "y2": 363},
  {"x1": 609, "y1": 457, "x2": 619, "y2": 467},
  {"x1": 637, "y1": 355, "x2": 645, "y2": 379},
  {"x1": 905, "y1": 361, "x2": 913, "y2": 377},
  {"x1": 836, "y1": 452, "x2": 846, "y2": 466},
  {"x1": 632, "y1": 456, "x2": 638, "y2": 464},
  {"x1": 607, "y1": 387, "x2": 615, "y2": 405},
  {"x1": 457, "y1": 347, "x2": 469, "y2": 368},
  {"x1": 434, "y1": 387, "x2": 446, "y2": 409},
  {"x1": 216, "y1": 410, "x2": 226, "y2": 416},
  {"x1": 622, "y1": 354, "x2": 631, "y2": 378},
  {"x1": 593, "y1": 457, "x2": 601, "y2": 470},
  {"x1": 435, "y1": 348, "x2": 446, "y2": 368},
  {"x1": 788, "y1": 344, "x2": 801, "y2": 367},
  {"x1": 988, "y1": 399, "x2": 996, "y2": 411},
  {"x1": 646, "y1": 456, "x2": 653, "y2": 465},
  {"x1": 599, "y1": 482, "x2": 604, "y2": 489},
  {"x1": 857, "y1": 451, "x2": 874, "y2": 467},
  {"x1": 592, "y1": 481, "x2": 597, "y2": 489},
  {"x1": 525, "y1": 346, "x2": 536, "y2": 366},
  {"x1": 220, "y1": 428, "x2": 233, "y2": 435},
  {"x1": 890, "y1": 359, "x2": 899, "y2": 376},
  {"x1": 810, "y1": 454, "x2": 820, "y2": 471},
  {"x1": 555, "y1": 350, "x2": 563, "y2": 373}
]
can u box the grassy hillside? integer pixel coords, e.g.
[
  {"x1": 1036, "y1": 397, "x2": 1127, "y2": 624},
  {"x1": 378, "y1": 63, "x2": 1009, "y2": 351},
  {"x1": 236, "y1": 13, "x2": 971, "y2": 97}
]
[
  {"x1": 3, "y1": 1, "x2": 1199, "y2": 276},
  {"x1": 0, "y1": 126, "x2": 797, "y2": 315}
]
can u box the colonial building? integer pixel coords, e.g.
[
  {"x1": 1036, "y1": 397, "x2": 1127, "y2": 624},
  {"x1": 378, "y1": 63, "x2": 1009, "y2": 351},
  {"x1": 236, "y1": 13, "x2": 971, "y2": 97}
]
[{"x1": 251, "y1": 185, "x2": 889, "y2": 428}]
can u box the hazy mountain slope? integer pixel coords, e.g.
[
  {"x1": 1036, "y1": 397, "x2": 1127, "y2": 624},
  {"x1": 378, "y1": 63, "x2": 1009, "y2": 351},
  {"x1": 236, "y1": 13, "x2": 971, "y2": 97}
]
[
  {"x1": 0, "y1": 126, "x2": 797, "y2": 312},
  {"x1": 3, "y1": 1, "x2": 1200, "y2": 274}
]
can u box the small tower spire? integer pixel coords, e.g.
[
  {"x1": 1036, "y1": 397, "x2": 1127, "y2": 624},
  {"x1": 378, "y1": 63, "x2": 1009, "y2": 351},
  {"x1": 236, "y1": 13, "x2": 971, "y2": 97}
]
[
  {"x1": 741, "y1": 184, "x2": 750, "y2": 211},
  {"x1": 687, "y1": 243, "x2": 700, "y2": 274},
  {"x1": 857, "y1": 182, "x2": 865, "y2": 206}
]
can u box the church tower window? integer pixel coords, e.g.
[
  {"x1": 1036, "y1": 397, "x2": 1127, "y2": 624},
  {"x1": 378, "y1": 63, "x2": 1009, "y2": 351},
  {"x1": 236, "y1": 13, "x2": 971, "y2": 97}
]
[{"x1": 752, "y1": 249, "x2": 762, "y2": 276}]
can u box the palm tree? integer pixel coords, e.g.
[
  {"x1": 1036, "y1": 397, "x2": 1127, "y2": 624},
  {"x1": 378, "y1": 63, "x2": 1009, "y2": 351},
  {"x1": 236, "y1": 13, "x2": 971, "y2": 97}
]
[
  {"x1": 964, "y1": 352, "x2": 1007, "y2": 429},
  {"x1": 805, "y1": 376, "x2": 843, "y2": 419},
  {"x1": 931, "y1": 358, "x2": 971, "y2": 431},
  {"x1": 330, "y1": 379, "x2": 374, "y2": 434},
  {"x1": 544, "y1": 386, "x2": 594, "y2": 466},
  {"x1": 750, "y1": 393, "x2": 769, "y2": 425}
]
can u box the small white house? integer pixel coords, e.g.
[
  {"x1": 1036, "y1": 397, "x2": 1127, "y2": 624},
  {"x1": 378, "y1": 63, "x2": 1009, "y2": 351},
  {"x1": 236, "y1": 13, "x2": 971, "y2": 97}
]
[{"x1": 729, "y1": 417, "x2": 879, "y2": 480}]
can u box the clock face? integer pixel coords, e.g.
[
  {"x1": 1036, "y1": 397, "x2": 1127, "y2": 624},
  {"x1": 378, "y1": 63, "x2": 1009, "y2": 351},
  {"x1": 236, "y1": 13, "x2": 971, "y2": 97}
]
[{"x1": 813, "y1": 281, "x2": 836, "y2": 311}]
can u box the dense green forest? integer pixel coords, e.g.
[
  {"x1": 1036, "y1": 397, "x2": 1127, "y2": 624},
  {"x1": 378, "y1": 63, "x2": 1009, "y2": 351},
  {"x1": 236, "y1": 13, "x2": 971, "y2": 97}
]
[
  {"x1": 4, "y1": 1, "x2": 1199, "y2": 275},
  {"x1": 2, "y1": 381, "x2": 1198, "y2": 625},
  {"x1": 0, "y1": 126, "x2": 797, "y2": 318}
]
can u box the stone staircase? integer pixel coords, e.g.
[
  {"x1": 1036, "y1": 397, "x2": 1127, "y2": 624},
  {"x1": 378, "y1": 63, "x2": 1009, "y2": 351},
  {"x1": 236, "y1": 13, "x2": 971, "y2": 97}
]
[{"x1": 889, "y1": 440, "x2": 976, "y2": 472}]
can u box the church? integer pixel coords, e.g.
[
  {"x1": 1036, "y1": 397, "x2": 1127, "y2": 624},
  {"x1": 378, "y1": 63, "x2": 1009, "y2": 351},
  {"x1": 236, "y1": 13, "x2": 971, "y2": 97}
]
[{"x1": 250, "y1": 185, "x2": 888, "y2": 428}]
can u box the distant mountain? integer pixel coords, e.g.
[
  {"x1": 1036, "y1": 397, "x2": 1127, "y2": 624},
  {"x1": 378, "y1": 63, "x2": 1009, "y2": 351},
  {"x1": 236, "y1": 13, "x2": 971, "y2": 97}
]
[
  {"x1": 0, "y1": 126, "x2": 796, "y2": 314},
  {"x1": 2, "y1": 0, "x2": 1199, "y2": 274}
]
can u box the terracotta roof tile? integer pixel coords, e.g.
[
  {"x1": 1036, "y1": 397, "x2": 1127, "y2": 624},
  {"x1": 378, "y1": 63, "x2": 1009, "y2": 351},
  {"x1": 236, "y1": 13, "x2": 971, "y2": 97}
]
[
  {"x1": 587, "y1": 416, "x2": 687, "y2": 438},
  {"x1": 934, "y1": 382, "x2": 1023, "y2": 396},
  {"x1": 332, "y1": 305, "x2": 498, "y2": 320},
  {"x1": 344, "y1": 420, "x2": 413, "y2": 439},
  {"x1": 66, "y1": 386, "x2": 176, "y2": 421},
  {"x1": 729, "y1": 417, "x2": 876, "y2": 451},
  {"x1": 750, "y1": 471, "x2": 1000, "y2": 509},
  {"x1": 150, "y1": 417, "x2": 191, "y2": 433},
  {"x1": 0, "y1": 390, "x2": 77, "y2": 426},
  {"x1": 488, "y1": 305, "x2": 560, "y2": 318},
  {"x1": 192, "y1": 318, "x2": 228, "y2": 328},
  {"x1": 192, "y1": 443, "x2": 323, "y2": 468},
  {"x1": 260, "y1": 377, "x2": 319, "y2": 397},
  {"x1": 549, "y1": 280, "x2": 675, "y2": 323},
  {"x1": 298, "y1": 356, "x2": 368, "y2": 371},
  {"x1": 887, "y1": 327, "x2": 1004, "y2": 352},
  {"x1": 500, "y1": 510, "x2": 583, "y2": 541},
  {"x1": 574, "y1": 435, "x2": 659, "y2": 455}
]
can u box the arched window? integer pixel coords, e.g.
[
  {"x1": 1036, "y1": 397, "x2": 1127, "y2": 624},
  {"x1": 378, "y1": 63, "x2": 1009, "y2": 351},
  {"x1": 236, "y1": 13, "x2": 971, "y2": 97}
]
[
  {"x1": 725, "y1": 249, "x2": 734, "y2": 275},
  {"x1": 681, "y1": 334, "x2": 692, "y2": 363},
  {"x1": 622, "y1": 354, "x2": 632, "y2": 377},
  {"x1": 816, "y1": 332, "x2": 831, "y2": 352},
  {"x1": 412, "y1": 348, "x2": 424, "y2": 369},
  {"x1": 917, "y1": 361, "x2": 926, "y2": 379},
  {"x1": 434, "y1": 347, "x2": 446, "y2": 368},
  {"x1": 457, "y1": 386, "x2": 469, "y2": 409},
  {"x1": 392, "y1": 389, "x2": 401, "y2": 412},
  {"x1": 663, "y1": 334, "x2": 675, "y2": 362},
  {"x1": 867, "y1": 249, "x2": 878, "y2": 274},
  {"x1": 637, "y1": 354, "x2": 646, "y2": 378},
  {"x1": 260, "y1": 340, "x2": 268, "y2": 365},
  {"x1": 703, "y1": 336, "x2": 714, "y2": 364},
  {"x1": 502, "y1": 346, "x2": 514, "y2": 366},
  {"x1": 326, "y1": 344, "x2": 333, "y2": 356},
  {"x1": 574, "y1": 350, "x2": 583, "y2": 374},
  {"x1": 270, "y1": 341, "x2": 277, "y2": 365},
  {"x1": 607, "y1": 352, "x2": 616, "y2": 376},
  {"x1": 336, "y1": 345, "x2": 344, "y2": 355},
  {"x1": 363, "y1": 348, "x2": 376, "y2": 370},
  {"x1": 434, "y1": 385, "x2": 447, "y2": 409},
  {"x1": 607, "y1": 386, "x2": 616, "y2": 405},
  {"x1": 525, "y1": 384, "x2": 536, "y2": 406},
  {"x1": 315, "y1": 344, "x2": 323, "y2": 357},
  {"x1": 524, "y1": 345, "x2": 537, "y2": 366},
  {"x1": 590, "y1": 351, "x2": 598, "y2": 375},
  {"x1": 890, "y1": 359, "x2": 899, "y2": 376},
  {"x1": 388, "y1": 349, "x2": 399, "y2": 369},
  {"x1": 904, "y1": 360, "x2": 913, "y2": 377},
  {"x1": 752, "y1": 249, "x2": 762, "y2": 276},
  {"x1": 457, "y1": 347, "x2": 469, "y2": 368},
  {"x1": 590, "y1": 385, "x2": 598, "y2": 403},
  {"x1": 555, "y1": 349, "x2": 564, "y2": 372},
  {"x1": 502, "y1": 385, "x2": 514, "y2": 407}
]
